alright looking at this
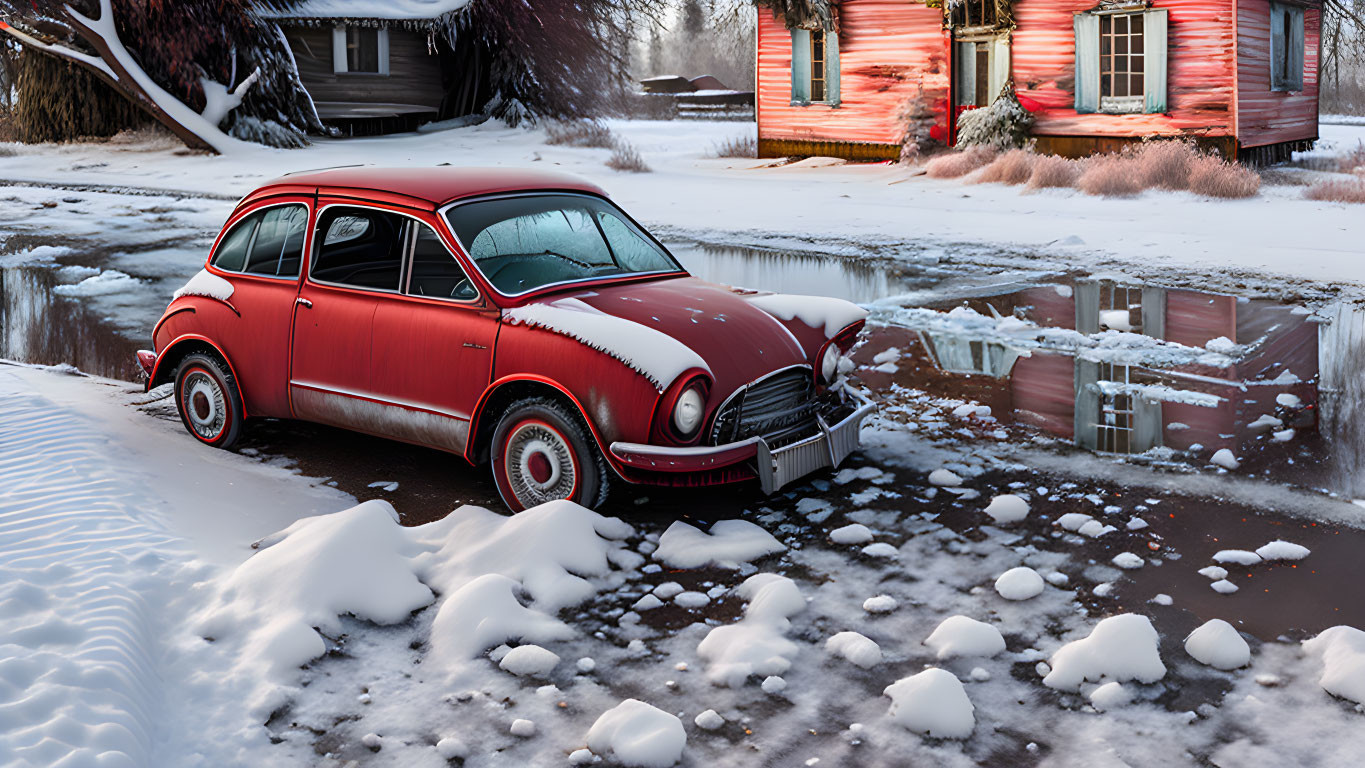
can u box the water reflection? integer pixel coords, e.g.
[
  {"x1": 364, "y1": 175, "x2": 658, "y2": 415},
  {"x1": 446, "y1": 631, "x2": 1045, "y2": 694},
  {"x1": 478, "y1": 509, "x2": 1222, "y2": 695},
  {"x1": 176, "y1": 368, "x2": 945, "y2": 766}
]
[
  {"x1": 0, "y1": 265, "x2": 144, "y2": 381},
  {"x1": 668, "y1": 242, "x2": 922, "y2": 304}
]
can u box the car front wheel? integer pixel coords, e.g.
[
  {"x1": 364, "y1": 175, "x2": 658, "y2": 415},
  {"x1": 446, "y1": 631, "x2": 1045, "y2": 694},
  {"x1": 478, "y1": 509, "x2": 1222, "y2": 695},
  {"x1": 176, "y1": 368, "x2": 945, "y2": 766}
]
[
  {"x1": 490, "y1": 397, "x2": 609, "y2": 513},
  {"x1": 174, "y1": 352, "x2": 243, "y2": 450}
]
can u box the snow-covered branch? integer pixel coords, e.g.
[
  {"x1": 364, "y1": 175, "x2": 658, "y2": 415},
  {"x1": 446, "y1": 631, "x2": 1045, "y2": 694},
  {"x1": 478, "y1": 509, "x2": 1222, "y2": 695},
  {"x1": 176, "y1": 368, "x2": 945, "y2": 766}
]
[{"x1": 201, "y1": 67, "x2": 260, "y2": 127}]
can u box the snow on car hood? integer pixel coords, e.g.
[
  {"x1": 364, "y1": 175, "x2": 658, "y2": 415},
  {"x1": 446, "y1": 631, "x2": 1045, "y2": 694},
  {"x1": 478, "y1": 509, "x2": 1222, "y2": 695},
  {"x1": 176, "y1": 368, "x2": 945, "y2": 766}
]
[{"x1": 743, "y1": 292, "x2": 869, "y2": 336}]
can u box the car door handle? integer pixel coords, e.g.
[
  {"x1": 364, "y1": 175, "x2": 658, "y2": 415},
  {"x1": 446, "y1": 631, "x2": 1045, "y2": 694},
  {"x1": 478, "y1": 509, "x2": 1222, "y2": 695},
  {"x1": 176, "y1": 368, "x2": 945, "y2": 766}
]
[{"x1": 296, "y1": 297, "x2": 312, "y2": 308}]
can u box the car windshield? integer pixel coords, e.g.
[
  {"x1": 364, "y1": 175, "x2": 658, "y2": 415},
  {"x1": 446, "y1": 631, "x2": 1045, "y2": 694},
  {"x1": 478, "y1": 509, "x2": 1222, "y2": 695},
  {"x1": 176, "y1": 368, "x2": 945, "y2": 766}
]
[{"x1": 444, "y1": 194, "x2": 684, "y2": 296}]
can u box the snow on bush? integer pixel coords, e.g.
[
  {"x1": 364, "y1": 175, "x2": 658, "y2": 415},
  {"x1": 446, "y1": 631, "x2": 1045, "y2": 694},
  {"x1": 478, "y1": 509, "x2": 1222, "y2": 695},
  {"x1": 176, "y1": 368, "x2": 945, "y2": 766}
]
[
  {"x1": 1078, "y1": 156, "x2": 1144, "y2": 197},
  {"x1": 173, "y1": 268, "x2": 235, "y2": 301},
  {"x1": 924, "y1": 615, "x2": 1006, "y2": 659},
  {"x1": 974, "y1": 149, "x2": 1035, "y2": 185},
  {"x1": 995, "y1": 567, "x2": 1045, "y2": 601},
  {"x1": 653, "y1": 519, "x2": 784, "y2": 569},
  {"x1": 1026, "y1": 154, "x2": 1082, "y2": 190},
  {"x1": 830, "y1": 523, "x2": 874, "y2": 545},
  {"x1": 1210, "y1": 448, "x2": 1240, "y2": 470},
  {"x1": 1305, "y1": 178, "x2": 1365, "y2": 204},
  {"x1": 956, "y1": 91, "x2": 1035, "y2": 150},
  {"x1": 586, "y1": 699, "x2": 686, "y2": 767},
  {"x1": 1184, "y1": 619, "x2": 1251, "y2": 670},
  {"x1": 983, "y1": 494, "x2": 1030, "y2": 524},
  {"x1": 825, "y1": 631, "x2": 883, "y2": 668},
  {"x1": 1132, "y1": 141, "x2": 1199, "y2": 190},
  {"x1": 926, "y1": 146, "x2": 996, "y2": 179},
  {"x1": 498, "y1": 644, "x2": 561, "y2": 677},
  {"x1": 697, "y1": 574, "x2": 805, "y2": 687},
  {"x1": 1255, "y1": 540, "x2": 1311, "y2": 561},
  {"x1": 1302, "y1": 626, "x2": 1365, "y2": 705},
  {"x1": 1043, "y1": 614, "x2": 1167, "y2": 691},
  {"x1": 883, "y1": 668, "x2": 975, "y2": 739},
  {"x1": 1187, "y1": 155, "x2": 1260, "y2": 199}
]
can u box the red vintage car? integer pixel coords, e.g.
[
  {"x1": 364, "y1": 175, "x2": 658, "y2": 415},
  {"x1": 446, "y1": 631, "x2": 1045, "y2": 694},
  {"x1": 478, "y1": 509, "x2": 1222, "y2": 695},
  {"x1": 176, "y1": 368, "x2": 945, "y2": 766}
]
[{"x1": 138, "y1": 168, "x2": 873, "y2": 511}]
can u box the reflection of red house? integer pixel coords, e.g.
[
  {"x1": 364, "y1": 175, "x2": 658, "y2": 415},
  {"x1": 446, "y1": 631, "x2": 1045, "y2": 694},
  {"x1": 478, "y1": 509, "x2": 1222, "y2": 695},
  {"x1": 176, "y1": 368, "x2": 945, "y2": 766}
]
[{"x1": 756, "y1": 0, "x2": 1320, "y2": 162}]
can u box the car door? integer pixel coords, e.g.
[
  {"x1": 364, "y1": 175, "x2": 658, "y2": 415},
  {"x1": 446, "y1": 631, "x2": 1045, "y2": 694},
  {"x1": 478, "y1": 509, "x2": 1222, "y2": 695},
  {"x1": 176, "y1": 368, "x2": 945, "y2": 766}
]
[
  {"x1": 289, "y1": 202, "x2": 407, "y2": 431},
  {"x1": 368, "y1": 215, "x2": 500, "y2": 454}
]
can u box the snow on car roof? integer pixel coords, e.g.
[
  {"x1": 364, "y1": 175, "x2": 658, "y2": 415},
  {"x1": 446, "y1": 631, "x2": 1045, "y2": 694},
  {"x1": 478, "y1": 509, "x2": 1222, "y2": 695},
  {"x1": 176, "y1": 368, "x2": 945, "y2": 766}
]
[{"x1": 251, "y1": 166, "x2": 607, "y2": 207}]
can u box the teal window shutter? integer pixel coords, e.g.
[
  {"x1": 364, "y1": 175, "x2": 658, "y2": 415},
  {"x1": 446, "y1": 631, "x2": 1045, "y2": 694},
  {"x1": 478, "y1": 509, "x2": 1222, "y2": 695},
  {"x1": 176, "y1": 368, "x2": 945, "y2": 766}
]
[
  {"x1": 790, "y1": 29, "x2": 811, "y2": 104},
  {"x1": 1143, "y1": 9, "x2": 1168, "y2": 113},
  {"x1": 1073, "y1": 14, "x2": 1100, "y2": 113},
  {"x1": 1288, "y1": 6, "x2": 1305, "y2": 91},
  {"x1": 825, "y1": 31, "x2": 840, "y2": 106}
]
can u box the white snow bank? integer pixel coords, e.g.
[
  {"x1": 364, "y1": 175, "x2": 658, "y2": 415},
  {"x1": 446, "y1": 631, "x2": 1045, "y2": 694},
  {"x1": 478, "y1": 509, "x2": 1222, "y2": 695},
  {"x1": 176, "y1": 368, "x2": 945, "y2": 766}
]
[
  {"x1": 653, "y1": 519, "x2": 785, "y2": 569},
  {"x1": 1210, "y1": 449, "x2": 1240, "y2": 470},
  {"x1": 1302, "y1": 626, "x2": 1365, "y2": 705},
  {"x1": 1184, "y1": 619, "x2": 1250, "y2": 670},
  {"x1": 983, "y1": 494, "x2": 1030, "y2": 524},
  {"x1": 1043, "y1": 614, "x2": 1167, "y2": 691},
  {"x1": 53, "y1": 269, "x2": 140, "y2": 297},
  {"x1": 928, "y1": 468, "x2": 963, "y2": 487},
  {"x1": 825, "y1": 631, "x2": 883, "y2": 668},
  {"x1": 829, "y1": 523, "x2": 874, "y2": 544},
  {"x1": 924, "y1": 615, "x2": 1005, "y2": 659},
  {"x1": 744, "y1": 292, "x2": 868, "y2": 336},
  {"x1": 586, "y1": 699, "x2": 686, "y2": 768},
  {"x1": 1213, "y1": 550, "x2": 1262, "y2": 566},
  {"x1": 506, "y1": 297, "x2": 710, "y2": 390},
  {"x1": 995, "y1": 567, "x2": 1045, "y2": 601},
  {"x1": 499, "y1": 644, "x2": 561, "y2": 677},
  {"x1": 1254, "y1": 540, "x2": 1311, "y2": 561},
  {"x1": 173, "y1": 268, "x2": 235, "y2": 301},
  {"x1": 883, "y1": 668, "x2": 975, "y2": 739},
  {"x1": 697, "y1": 574, "x2": 805, "y2": 687}
]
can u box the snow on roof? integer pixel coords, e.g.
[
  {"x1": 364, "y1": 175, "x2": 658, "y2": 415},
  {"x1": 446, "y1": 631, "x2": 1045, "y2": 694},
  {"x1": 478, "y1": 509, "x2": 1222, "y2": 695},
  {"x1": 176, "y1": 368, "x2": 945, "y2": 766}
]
[{"x1": 259, "y1": 0, "x2": 473, "y2": 20}]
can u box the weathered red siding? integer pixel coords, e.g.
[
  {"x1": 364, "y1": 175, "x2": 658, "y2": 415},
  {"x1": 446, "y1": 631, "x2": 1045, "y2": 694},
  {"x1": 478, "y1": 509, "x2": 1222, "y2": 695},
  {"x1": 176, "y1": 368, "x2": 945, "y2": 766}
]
[
  {"x1": 756, "y1": 2, "x2": 949, "y2": 147},
  {"x1": 1017, "y1": 0, "x2": 1237, "y2": 138},
  {"x1": 1235, "y1": 0, "x2": 1320, "y2": 146}
]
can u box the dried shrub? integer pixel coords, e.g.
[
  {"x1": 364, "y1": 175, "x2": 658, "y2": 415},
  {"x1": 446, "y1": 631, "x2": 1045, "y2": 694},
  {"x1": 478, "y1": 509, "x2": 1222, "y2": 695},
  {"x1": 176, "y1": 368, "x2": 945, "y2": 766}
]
[
  {"x1": 897, "y1": 89, "x2": 940, "y2": 163},
  {"x1": 926, "y1": 146, "x2": 996, "y2": 178},
  {"x1": 1305, "y1": 178, "x2": 1365, "y2": 204},
  {"x1": 1187, "y1": 155, "x2": 1260, "y2": 198},
  {"x1": 1026, "y1": 154, "x2": 1083, "y2": 190},
  {"x1": 713, "y1": 135, "x2": 757, "y2": 158},
  {"x1": 606, "y1": 141, "x2": 651, "y2": 173},
  {"x1": 1338, "y1": 141, "x2": 1365, "y2": 175},
  {"x1": 1130, "y1": 140, "x2": 1201, "y2": 190},
  {"x1": 545, "y1": 119, "x2": 617, "y2": 149},
  {"x1": 975, "y1": 149, "x2": 1035, "y2": 185},
  {"x1": 1078, "y1": 155, "x2": 1143, "y2": 197}
]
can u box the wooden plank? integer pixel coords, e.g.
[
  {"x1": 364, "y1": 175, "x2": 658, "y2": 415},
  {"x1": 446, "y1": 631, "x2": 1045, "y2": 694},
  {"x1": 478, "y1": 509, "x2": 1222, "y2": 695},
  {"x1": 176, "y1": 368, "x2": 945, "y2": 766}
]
[{"x1": 284, "y1": 25, "x2": 445, "y2": 110}]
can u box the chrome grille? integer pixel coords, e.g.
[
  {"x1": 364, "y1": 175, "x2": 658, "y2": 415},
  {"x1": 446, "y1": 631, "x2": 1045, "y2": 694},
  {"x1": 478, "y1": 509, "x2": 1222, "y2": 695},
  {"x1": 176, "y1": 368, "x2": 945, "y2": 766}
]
[{"x1": 710, "y1": 367, "x2": 818, "y2": 445}]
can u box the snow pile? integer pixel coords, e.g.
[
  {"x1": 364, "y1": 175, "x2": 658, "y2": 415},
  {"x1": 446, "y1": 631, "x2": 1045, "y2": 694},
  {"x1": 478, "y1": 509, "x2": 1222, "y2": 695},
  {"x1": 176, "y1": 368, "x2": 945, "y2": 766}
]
[
  {"x1": 1211, "y1": 579, "x2": 1240, "y2": 594},
  {"x1": 1112, "y1": 552, "x2": 1145, "y2": 569},
  {"x1": 924, "y1": 615, "x2": 1006, "y2": 659},
  {"x1": 1184, "y1": 619, "x2": 1251, "y2": 670},
  {"x1": 928, "y1": 468, "x2": 963, "y2": 487},
  {"x1": 825, "y1": 631, "x2": 883, "y2": 668},
  {"x1": 1088, "y1": 681, "x2": 1132, "y2": 711},
  {"x1": 883, "y1": 669, "x2": 975, "y2": 739},
  {"x1": 1096, "y1": 380, "x2": 1224, "y2": 408},
  {"x1": 1302, "y1": 626, "x2": 1365, "y2": 705},
  {"x1": 173, "y1": 268, "x2": 235, "y2": 301},
  {"x1": 697, "y1": 574, "x2": 805, "y2": 686},
  {"x1": 1210, "y1": 449, "x2": 1240, "y2": 470},
  {"x1": 53, "y1": 269, "x2": 140, "y2": 297},
  {"x1": 983, "y1": 494, "x2": 1030, "y2": 524},
  {"x1": 995, "y1": 567, "x2": 1045, "y2": 601},
  {"x1": 829, "y1": 523, "x2": 874, "y2": 544},
  {"x1": 863, "y1": 595, "x2": 898, "y2": 613},
  {"x1": 1255, "y1": 540, "x2": 1311, "y2": 561},
  {"x1": 695, "y1": 709, "x2": 725, "y2": 730},
  {"x1": 1043, "y1": 614, "x2": 1166, "y2": 691},
  {"x1": 1214, "y1": 550, "x2": 1262, "y2": 566},
  {"x1": 499, "y1": 644, "x2": 561, "y2": 677},
  {"x1": 653, "y1": 519, "x2": 785, "y2": 569},
  {"x1": 585, "y1": 699, "x2": 686, "y2": 768},
  {"x1": 506, "y1": 297, "x2": 710, "y2": 390},
  {"x1": 743, "y1": 292, "x2": 868, "y2": 336}
]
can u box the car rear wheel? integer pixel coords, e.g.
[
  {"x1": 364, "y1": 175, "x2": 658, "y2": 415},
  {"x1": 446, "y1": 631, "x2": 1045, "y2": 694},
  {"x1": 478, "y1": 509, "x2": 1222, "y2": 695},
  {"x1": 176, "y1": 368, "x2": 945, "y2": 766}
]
[
  {"x1": 491, "y1": 397, "x2": 609, "y2": 513},
  {"x1": 174, "y1": 352, "x2": 243, "y2": 450}
]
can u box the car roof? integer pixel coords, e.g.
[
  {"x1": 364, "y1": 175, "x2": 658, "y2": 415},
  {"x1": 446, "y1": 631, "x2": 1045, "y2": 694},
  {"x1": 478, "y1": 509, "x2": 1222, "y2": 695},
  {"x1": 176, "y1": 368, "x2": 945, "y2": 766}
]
[{"x1": 248, "y1": 166, "x2": 609, "y2": 208}]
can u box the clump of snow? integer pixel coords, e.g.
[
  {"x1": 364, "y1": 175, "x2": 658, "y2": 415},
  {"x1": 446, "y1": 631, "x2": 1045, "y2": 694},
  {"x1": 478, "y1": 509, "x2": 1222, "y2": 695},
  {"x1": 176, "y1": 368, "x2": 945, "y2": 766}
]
[
  {"x1": 829, "y1": 523, "x2": 873, "y2": 544},
  {"x1": 825, "y1": 631, "x2": 883, "y2": 668},
  {"x1": 53, "y1": 269, "x2": 140, "y2": 297},
  {"x1": 863, "y1": 595, "x2": 898, "y2": 614},
  {"x1": 1302, "y1": 626, "x2": 1365, "y2": 705},
  {"x1": 511, "y1": 718, "x2": 537, "y2": 737},
  {"x1": 761, "y1": 675, "x2": 787, "y2": 694},
  {"x1": 1112, "y1": 552, "x2": 1144, "y2": 569},
  {"x1": 1276, "y1": 393, "x2": 1303, "y2": 408},
  {"x1": 173, "y1": 268, "x2": 235, "y2": 301},
  {"x1": 883, "y1": 669, "x2": 975, "y2": 739},
  {"x1": 924, "y1": 615, "x2": 1006, "y2": 659},
  {"x1": 928, "y1": 468, "x2": 963, "y2": 487},
  {"x1": 498, "y1": 644, "x2": 561, "y2": 677},
  {"x1": 995, "y1": 567, "x2": 1045, "y2": 601},
  {"x1": 1213, "y1": 550, "x2": 1262, "y2": 566},
  {"x1": 1210, "y1": 449, "x2": 1240, "y2": 470},
  {"x1": 1205, "y1": 336, "x2": 1237, "y2": 354},
  {"x1": 1272, "y1": 428, "x2": 1295, "y2": 442},
  {"x1": 674, "y1": 591, "x2": 710, "y2": 609},
  {"x1": 653, "y1": 582, "x2": 684, "y2": 599},
  {"x1": 743, "y1": 292, "x2": 869, "y2": 336},
  {"x1": 860, "y1": 542, "x2": 899, "y2": 558},
  {"x1": 586, "y1": 699, "x2": 686, "y2": 767},
  {"x1": 436, "y1": 736, "x2": 469, "y2": 759},
  {"x1": 695, "y1": 709, "x2": 725, "y2": 730},
  {"x1": 1151, "y1": 593, "x2": 1173, "y2": 606},
  {"x1": 1077, "y1": 520, "x2": 1117, "y2": 538},
  {"x1": 1056, "y1": 513, "x2": 1094, "y2": 532},
  {"x1": 1255, "y1": 540, "x2": 1311, "y2": 561},
  {"x1": 1211, "y1": 579, "x2": 1240, "y2": 594},
  {"x1": 653, "y1": 519, "x2": 784, "y2": 569},
  {"x1": 577, "y1": 657, "x2": 596, "y2": 673},
  {"x1": 1248, "y1": 413, "x2": 1284, "y2": 431},
  {"x1": 697, "y1": 574, "x2": 805, "y2": 686},
  {"x1": 634, "y1": 594, "x2": 664, "y2": 611},
  {"x1": 1043, "y1": 614, "x2": 1167, "y2": 691},
  {"x1": 1199, "y1": 566, "x2": 1229, "y2": 580},
  {"x1": 983, "y1": 494, "x2": 1030, "y2": 524},
  {"x1": 1089, "y1": 681, "x2": 1132, "y2": 711},
  {"x1": 1184, "y1": 619, "x2": 1251, "y2": 670},
  {"x1": 1126, "y1": 517, "x2": 1149, "y2": 530}
]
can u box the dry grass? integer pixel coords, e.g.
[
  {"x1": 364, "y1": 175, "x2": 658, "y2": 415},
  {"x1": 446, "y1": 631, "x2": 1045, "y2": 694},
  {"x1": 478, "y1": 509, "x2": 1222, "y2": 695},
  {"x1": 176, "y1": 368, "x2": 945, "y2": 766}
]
[
  {"x1": 1025, "y1": 154, "x2": 1083, "y2": 190},
  {"x1": 1187, "y1": 155, "x2": 1260, "y2": 198},
  {"x1": 544, "y1": 119, "x2": 616, "y2": 149},
  {"x1": 712, "y1": 135, "x2": 758, "y2": 158},
  {"x1": 974, "y1": 149, "x2": 1035, "y2": 185},
  {"x1": 606, "y1": 141, "x2": 651, "y2": 173},
  {"x1": 1130, "y1": 141, "x2": 1200, "y2": 190},
  {"x1": 1305, "y1": 178, "x2": 1365, "y2": 203},
  {"x1": 1077, "y1": 156, "x2": 1144, "y2": 197},
  {"x1": 1337, "y1": 141, "x2": 1365, "y2": 174},
  {"x1": 925, "y1": 146, "x2": 996, "y2": 178}
]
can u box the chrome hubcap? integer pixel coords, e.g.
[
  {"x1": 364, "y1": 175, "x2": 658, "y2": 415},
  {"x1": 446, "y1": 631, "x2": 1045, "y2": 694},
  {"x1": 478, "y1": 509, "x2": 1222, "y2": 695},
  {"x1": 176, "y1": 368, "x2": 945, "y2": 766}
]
[
  {"x1": 182, "y1": 371, "x2": 226, "y2": 440},
  {"x1": 507, "y1": 423, "x2": 574, "y2": 506}
]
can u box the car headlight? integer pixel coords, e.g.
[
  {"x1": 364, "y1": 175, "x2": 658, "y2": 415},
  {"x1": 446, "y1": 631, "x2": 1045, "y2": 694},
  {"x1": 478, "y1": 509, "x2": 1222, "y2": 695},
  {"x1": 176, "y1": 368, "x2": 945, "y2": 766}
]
[
  {"x1": 673, "y1": 386, "x2": 704, "y2": 436},
  {"x1": 820, "y1": 343, "x2": 842, "y2": 384}
]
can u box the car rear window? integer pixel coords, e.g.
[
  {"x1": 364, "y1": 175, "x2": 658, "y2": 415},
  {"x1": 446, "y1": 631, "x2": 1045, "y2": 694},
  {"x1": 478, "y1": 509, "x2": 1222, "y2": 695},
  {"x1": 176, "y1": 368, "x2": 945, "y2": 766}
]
[
  {"x1": 444, "y1": 194, "x2": 682, "y2": 296},
  {"x1": 311, "y1": 206, "x2": 408, "y2": 291},
  {"x1": 210, "y1": 203, "x2": 308, "y2": 278}
]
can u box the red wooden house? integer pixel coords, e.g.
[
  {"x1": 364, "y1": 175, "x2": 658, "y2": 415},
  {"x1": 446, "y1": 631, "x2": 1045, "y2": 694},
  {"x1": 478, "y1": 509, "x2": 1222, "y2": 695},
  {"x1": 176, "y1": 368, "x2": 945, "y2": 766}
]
[{"x1": 755, "y1": 0, "x2": 1320, "y2": 162}]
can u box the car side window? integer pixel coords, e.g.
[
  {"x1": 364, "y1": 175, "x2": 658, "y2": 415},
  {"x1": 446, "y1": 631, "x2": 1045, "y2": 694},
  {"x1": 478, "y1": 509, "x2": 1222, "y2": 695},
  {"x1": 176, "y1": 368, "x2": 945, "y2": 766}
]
[
  {"x1": 244, "y1": 205, "x2": 308, "y2": 278},
  {"x1": 210, "y1": 213, "x2": 258, "y2": 273},
  {"x1": 408, "y1": 223, "x2": 477, "y2": 301},
  {"x1": 312, "y1": 206, "x2": 407, "y2": 291},
  {"x1": 596, "y1": 212, "x2": 676, "y2": 273}
]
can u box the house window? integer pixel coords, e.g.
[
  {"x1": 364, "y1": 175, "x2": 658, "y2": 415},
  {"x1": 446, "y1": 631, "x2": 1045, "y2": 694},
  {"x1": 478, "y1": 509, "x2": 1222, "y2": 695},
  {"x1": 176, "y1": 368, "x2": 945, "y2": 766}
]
[
  {"x1": 951, "y1": 0, "x2": 999, "y2": 29},
  {"x1": 1270, "y1": 2, "x2": 1305, "y2": 91},
  {"x1": 332, "y1": 25, "x2": 390, "y2": 75},
  {"x1": 1074, "y1": 8, "x2": 1167, "y2": 114},
  {"x1": 1096, "y1": 363, "x2": 1134, "y2": 454},
  {"x1": 789, "y1": 28, "x2": 840, "y2": 106}
]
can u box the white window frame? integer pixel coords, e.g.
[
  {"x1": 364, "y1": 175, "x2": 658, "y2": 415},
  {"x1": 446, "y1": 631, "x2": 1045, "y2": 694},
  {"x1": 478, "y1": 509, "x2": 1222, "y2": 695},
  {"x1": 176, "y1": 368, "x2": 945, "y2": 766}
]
[{"x1": 332, "y1": 25, "x2": 390, "y2": 76}]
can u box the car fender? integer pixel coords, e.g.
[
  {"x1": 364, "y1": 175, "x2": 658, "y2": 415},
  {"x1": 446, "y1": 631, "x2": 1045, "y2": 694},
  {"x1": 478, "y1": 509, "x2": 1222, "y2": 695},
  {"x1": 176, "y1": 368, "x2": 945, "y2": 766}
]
[{"x1": 149, "y1": 332, "x2": 250, "y2": 419}]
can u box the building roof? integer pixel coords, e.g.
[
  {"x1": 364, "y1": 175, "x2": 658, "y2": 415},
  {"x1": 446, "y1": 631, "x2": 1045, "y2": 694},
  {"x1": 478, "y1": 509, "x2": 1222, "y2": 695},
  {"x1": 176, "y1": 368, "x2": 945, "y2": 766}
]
[
  {"x1": 257, "y1": 0, "x2": 471, "y2": 21},
  {"x1": 251, "y1": 166, "x2": 608, "y2": 208}
]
